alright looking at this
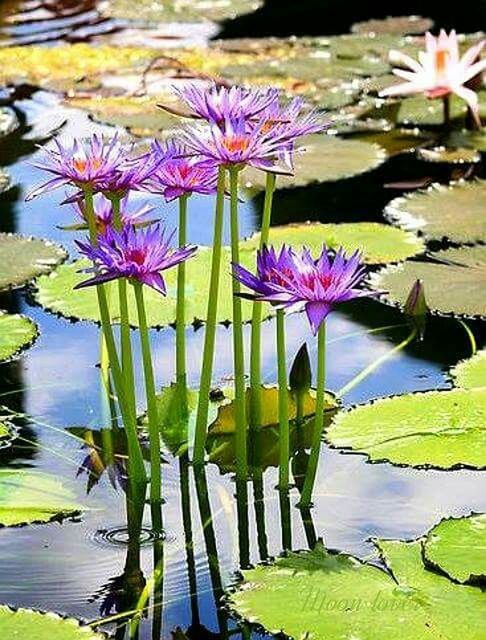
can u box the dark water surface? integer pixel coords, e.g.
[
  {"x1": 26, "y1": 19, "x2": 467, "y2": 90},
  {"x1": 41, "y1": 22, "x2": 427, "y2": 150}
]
[{"x1": 0, "y1": 4, "x2": 485, "y2": 640}]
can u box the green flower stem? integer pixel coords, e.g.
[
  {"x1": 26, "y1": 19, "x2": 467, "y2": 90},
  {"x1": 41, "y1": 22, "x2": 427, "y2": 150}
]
[
  {"x1": 83, "y1": 187, "x2": 147, "y2": 484},
  {"x1": 249, "y1": 171, "x2": 276, "y2": 428},
  {"x1": 276, "y1": 308, "x2": 290, "y2": 490},
  {"x1": 193, "y1": 166, "x2": 226, "y2": 465},
  {"x1": 229, "y1": 166, "x2": 248, "y2": 482},
  {"x1": 443, "y1": 95, "x2": 450, "y2": 128},
  {"x1": 110, "y1": 195, "x2": 137, "y2": 416},
  {"x1": 133, "y1": 281, "x2": 162, "y2": 533},
  {"x1": 176, "y1": 194, "x2": 189, "y2": 386},
  {"x1": 298, "y1": 322, "x2": 326, "y2": 508}
]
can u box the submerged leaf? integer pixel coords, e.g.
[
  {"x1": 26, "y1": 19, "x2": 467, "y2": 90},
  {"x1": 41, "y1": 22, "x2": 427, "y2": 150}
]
[{"x1": 0, "y1": 313, "x2": 37, "y2": 362}]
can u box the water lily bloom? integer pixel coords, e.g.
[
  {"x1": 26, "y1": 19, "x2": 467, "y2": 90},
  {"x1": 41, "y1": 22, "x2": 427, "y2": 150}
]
[
  {"x1": 171, "y1": 83, "x2": 280, "y2": 124},
  {"x1": 181, "y1": 116, "x2": 293, "y2": 173},
  {"x1": 73, "y1": 193, "x2": 156, "y2": 233},
  {"x1": 233, "y1": 245, "x2": 378, "y2": 334},
  {"x1": 380, "y1": 30, "x2": 486, "y2": 126},
  {"x1": 253, "y1": 96, "x2": 326, "y2": 145},
  {"x1": 75, "y1": 224, "x2": 197, "y2": 294},
  {"x1": 146, "y1": 140, "x2": 218, "y2": 201},
  {"x1": 27, "y1": 134, "x2": 125, "y2": 200},
  {"x1": 98, "y1": 148, "x2": 161, "y2": 198}
]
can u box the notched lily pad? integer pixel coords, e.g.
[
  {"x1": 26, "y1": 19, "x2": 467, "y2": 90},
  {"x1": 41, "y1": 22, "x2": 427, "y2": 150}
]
[
  {"x1": 385, "y1": 180, "x2": 486, "y2": 244},
  {"x1": 0, "y1": 313, "x2": 38, "y2": 362},
  {"x1": 325, "y1": 387, "x2": 486, "y2": 469},
  {"x1": 0, "y1": 233, "x2": 67, "y2": 291},
  {"x1": 0, "y1": 469, "x2": 84, "y2": 527},
  {"x1": 423, "y1": 513, "x2": 486, "y2": 585},
  {"x1": 352, "y1": 15, "x2": 434, "y2": 36},
  {"x1": 416, "y1": 146, "x2": 481, "y2": 164},
  {"x1": 0, "y1": 419, "x2": 15, "y2": 448},
  {"x1": 241, "y1": 134, "x2": 387, "y2": 191},
  {"x1": 396, "y1": 93, "x2": 486, "y2": 126},
  {"x1": 104, "y1": 0, "x2": 263, "y2": 23},
  {"x1": 242, "y1": 221, "x2": 425, "y2": 265},
  {"x1": 0, "y1": 605, "x2": 105, "y2": 639},
  {"x1": 369, "y1": 246, "x2": 486, "y2": 318},
  {"x1": 450, "y1": 350, "x2": 486, "y2": 390}
]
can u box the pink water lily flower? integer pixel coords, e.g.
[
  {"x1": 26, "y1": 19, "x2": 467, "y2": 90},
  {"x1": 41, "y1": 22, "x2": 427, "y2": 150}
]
[{"x1": 380, "y1": 30, "x2": 485, "y2": 126}]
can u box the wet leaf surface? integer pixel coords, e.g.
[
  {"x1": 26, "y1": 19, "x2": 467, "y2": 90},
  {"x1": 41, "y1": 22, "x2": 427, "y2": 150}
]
[
  {"x1": 0, "y1": 313, "x2": 37, "y2": 362},
  {"x1": 450, "y1": 350, "x2": 486, "y2": 390},
  {"x1": 0, "y1": 605, "x2": 105, "y2": 639}
]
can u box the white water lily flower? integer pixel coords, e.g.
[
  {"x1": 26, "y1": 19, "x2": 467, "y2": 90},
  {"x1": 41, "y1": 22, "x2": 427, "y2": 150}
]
[{"x1": 380, "y1": 30, "x2": 486, "y2": 125}]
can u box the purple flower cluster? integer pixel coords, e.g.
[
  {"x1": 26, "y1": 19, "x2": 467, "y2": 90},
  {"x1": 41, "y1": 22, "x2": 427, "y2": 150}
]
[
  {"x1": 73, "y1": 193, "x2": 156, "y2": 233},
  {"x1": 233, "y1": 245, "x2": 378, "y2": 334}
]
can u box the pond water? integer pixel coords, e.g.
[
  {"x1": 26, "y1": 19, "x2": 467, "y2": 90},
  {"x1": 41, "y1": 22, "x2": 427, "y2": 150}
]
[{"x1": 0, "y1": 3, "x2": 485, "y2": 640}]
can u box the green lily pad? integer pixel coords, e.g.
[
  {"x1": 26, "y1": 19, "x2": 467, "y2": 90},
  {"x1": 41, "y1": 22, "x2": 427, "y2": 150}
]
[
  {"x1": 242, "y1": 221, "x2": 425, "y2": 265},
  {"x1": 396, "y1": 93, "x2": 486, "y2": 126},
  {"x1": 326, "y1": 387, "x2": 486, "y2": 469},
  {"x1": 385, "y1": 180, "x2": 486, "y2": 244},
  {"x1": 352, "y1": 15, "x2": 434, "y2": 36},
  {"x1": 0, "y1": 470, "x2": 84, "y2": 527},
  {"x1": 241, "y1": 135, "x2": 387, "y2": 191},
  {"x1": 423, "y1": 514, "x2": 486, "y2": 584},
  {"x1": 0, "y1": 420, "x2": 14, "y2": 447},
  {"x1": 416, "y1": 146, "x2": 481, "y2": 164},
  {"x1": 35, "y1": 249, "x2": 272, "y2": 327},
  {"x1": 229, "y1": 537, "x2": 485, "y2": 640},
  {"x1": 0, "y1": 606, "x2": 105, "y2": 639},
  {"x1": 104, "y1": 0, "x2": 263, "y2": 23},
  {"x1": 0, "y1": 313, "x2": 37, "y2": 362},
  {"x1": 369, "y1": 246, "x2": 486, "y2": 319},
  {"x1": 445, "y1": 129, "x2": 486, "y2": 152},
  {"x1": 0, "y1": 233, "x2": 67, "y2": 292},
  {"x1": 450, "y1": 350, "x2": 486, "y2": 390},
  {"x1": 354, "y1": 128, "x2": 432, "y2": 156}
]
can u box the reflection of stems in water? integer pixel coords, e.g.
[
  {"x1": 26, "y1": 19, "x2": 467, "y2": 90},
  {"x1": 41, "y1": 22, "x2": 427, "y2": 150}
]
[
  {"x1": 298, "y1": 505, "x2": 318, "y2": 549},
  {"x1": 15, "y1": 434, "x2": 96, "y2": 476},
  {"x1": 229, "y1": 166, "x2": 248, "y2": 482},
  {"x1": 176, "y1": 194, "x2": 189, "y2": 387},
  {"x1": 279, "y1": 489, "x2": 292, "y2": 551},
  {"x1": 298, "y1": 322, "x2": 326, "y2": 508},
  {"x1": 83, "y1": 185, "x2": 146, "y2": 485},
  {"x1": 193, "y1": 167, "x2": 226, "y2": 465},
  {"x1": 236, "y1": 478, "x2": 250, "y2": 569},
  {"x1": 133, "y1": 281, "x2": 162, "y2": 533},
  {"x1": 250, "y1": 171, "x2": 276, "y2": 428},
  {"x1": 458, "y1": 320, "x2": 477, "y2": 356},
  {"x1": 252, "y1": 466, "x2": 268, "y2": 561},
  {"x1": 336, "y1": 327, "x2": 418, "y2": 399},
  {"x1": 276, "y1": 309, "x2": 290, "y2": 490},
  {"x1": 179, "y1": 453, "x2": 200, "y2": 625}
]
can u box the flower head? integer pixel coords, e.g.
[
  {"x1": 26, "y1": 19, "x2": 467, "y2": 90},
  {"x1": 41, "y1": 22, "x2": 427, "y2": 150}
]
[
  {"x1": 76, "y1": 224, "x2": 197, "y2": 294},
  {"x1": 380, "y1": 30, "x2": 486, "y2": 126},
  {"x1": 172, "y1": 83, "x2": 280, "y2": 124},
  {"x1": 73, "y1": 193, "x2": 156, "y2": 234},
  {"x1": 253, "y1": 97, "x2": 326, "y2": 145},
  {"x1": 233, "y1": 245, "x2": 378, "y2": 334},
  {"x1": 146, "y1": 139, "x2": 218, "y2": 201},
  {"x1": 98, "y1": 147, "x2": 161, "y2": 197},
  {"x1": 27, "y1": 134, "x2": 125, "y2": 200}
]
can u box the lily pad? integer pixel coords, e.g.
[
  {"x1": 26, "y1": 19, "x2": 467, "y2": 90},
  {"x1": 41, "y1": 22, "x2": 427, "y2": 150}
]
[
  {"x1": 104, "y1": 0, "x2": 263, "y2": 23},
  {"x1": 385, "y1": 180, "x2": 486, "y2": 244},
  {"x1": 369, "y1": 246, "x2": 486, "y2": 318},
  {"x1": 229, "y1": 538, "x2": 485, "y2": 640},
  {"x1": 416, "y1": 146, "x2": 481, "y2": 164},
  {"x1": 325, "y1": 387, "x2": 486, "y2": 469},
  {"x1": 445, "y1": 129, "x2": 486, "y2": 153},
  {"x1": 242, "y1": 221, "x2": 425, "y2": 265},
  {"x1": 0, "y1": 107, "x2": 19, "y2": 137},
  {"x1": 0, "y1": 233, "x2": 67, "y2": 292},
  {"x1": 354, "y1": 128, "x2": 432, "y2": 156},
  {"x1": 0, "y1": 420, "x2": 14, "y2": 447},
  {"x1": 0, "y1": 313, "x2": 38, "y2": 362},
  {"x1": 0, "y1": 606, "x2": 105, "y2": 639},
  {"x1": 450, "y1": 350, "x2": 486, "y2": 390},
  {"x1": 241, "y1": 135, "x2": 387, "y2": 191},
  {"x1": 35, "y1": 249, "x2": 272, "y2": 327},
  {"x1": 0, "y1": 469, "x2": 84, "y2": 527},
  {"x1": 396, "y1": 93, "x2": 486, "y2": 126},
  {"x1": 423, "y1": 514, "x2": 486, "y2": 584},
  {"x1": 352, "y1": 15, "x2": 434, "y2": 36}
]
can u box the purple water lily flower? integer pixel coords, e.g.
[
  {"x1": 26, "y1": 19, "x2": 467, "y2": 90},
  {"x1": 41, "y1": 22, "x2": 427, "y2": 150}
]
[
  {"x1": 27, "y1": 133, "x2": 125, "y2": 200},
  {"x1": 146, "y1": 139, "x2": 218, "y2": 201},
  {"x1": 253, "y1": 96, "x2": 326, "y2": 145},
  {"x1": 181, "y1": 116, "x2": 293, "y2": 173},
  {"x1": 172, "y1": 83, "x2": 280, "y2": 124},
  {"x1": 232, "y1": 244, "x2": 297, "y2": 299},
  {"x1": 233, "y1": 245, "x2": 378, "y2": 334},
  {"x1": 75, "y1": 224, "x2": 197, "y2": 294},
  {"x1": 73, "y1": 193, "x2": 156, "y2": 233},
  {"x1": 98, "y1": 147, "x2": 161, "y2": 197}
]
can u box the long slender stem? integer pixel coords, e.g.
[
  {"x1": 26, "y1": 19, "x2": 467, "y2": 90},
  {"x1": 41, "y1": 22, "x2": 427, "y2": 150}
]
[
  {"x1": 133, "y1": 281, "x2": 162, "y2": 532},
  {"x1": 176, "y1": 195, "x2": 189, "y2": 386},
  {"x1": 276, "y1": 309, "x2": 290, "y2": 490},
  {"x1": 249, "y1": 171, "x2": 276, "y2": 428},
  {"x1": 193, "y1": 167, "x2": 225, "y2": 465},
  {"x1": 83, "y1": 187, "x2": 146, "y2": 484},
  {"x1": 298, "y1": 322, "x2": 326, "y2": 508},
  {"x1": 229, "y1": 166, "x2": 248, "y2": 482}
]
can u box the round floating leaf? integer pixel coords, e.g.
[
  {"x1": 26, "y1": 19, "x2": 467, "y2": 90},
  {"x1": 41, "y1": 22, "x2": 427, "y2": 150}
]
[
  {"x1": 397, "y1": 93, "x2": 486, "y2": 126},
  {"x1": 445, "y1": 129, "x2": 486, "y2": 152},
  {"x1": 0, "y1": 469, "x2": 85, "y2": 527},
  {"x1": 104, "y1": 0, "x2": 263, "y2": 22},
  {"x1": 326, "y1": 387, "x2": 486, "y2": 469},
  {"x1": 355, "y1": 128, "x2": 432, "y2": 156},
  {"x1": 0, "y1": 313, "x2": 37, "y2": 362},
  {"x1": 0, "y1": 420, "x2": 14, "y2": 448},
  {"x1": 423, "y1": 514, "x2": 486, "y2": 584},
  {"x1": 385, "y1": 180, "x2": 486, "y2": 244},
  {"x1": 352, "y1": 15, "x2": 434, "y2": 35},
  {"x1": 417, "y1": 146, "x2": 481, "y2": 164},
  {"x1": 450, "y1": 350, "x2": 486, "y2": 390},
  {"x1": 229, "y1": 538, "x2": 485, "y2": 640},
  {"x1": 35, "y1": 250, "x2": 272, "y2": 327},
  {"x1": 0, "y1": 233, "x2": 67, "y2": 291},
  {"x1": 242, "y1": 221, "x2": 425, "y2": 265},
  {"x1": 0, "y1": 606, "x2": 105, "y2": 639},
  {"x1": 241, "y1": 135, "x2": 386, "y2": 191},
  {"x1": 369, "y1": 246, "x2": 486, "y2": 318}
]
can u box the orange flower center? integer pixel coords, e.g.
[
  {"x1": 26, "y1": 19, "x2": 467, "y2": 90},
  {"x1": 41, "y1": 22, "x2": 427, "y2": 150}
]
[
  {"x1": 222, "y1": 136, "x2": 250, "y2": 154},
  {"x1": 435, "y1": 49, "x2": 449, "y2": 73},
  {"x1": 72, "y1": 157, "x2": 102, "y2": 174}
]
